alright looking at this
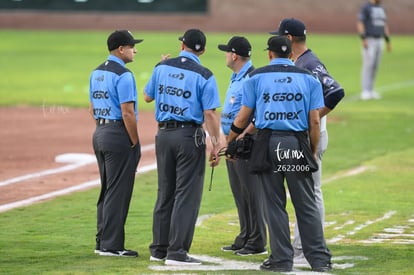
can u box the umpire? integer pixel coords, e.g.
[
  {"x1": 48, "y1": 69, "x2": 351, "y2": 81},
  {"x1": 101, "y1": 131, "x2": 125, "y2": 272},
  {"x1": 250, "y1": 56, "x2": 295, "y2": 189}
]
[
  {"x1": 218, "y1": 36, "x2": 267, "y2": 256},
  {"x1": 89, "y1": 30, "x2": 142, "y2": 257},
  {"x1": 227, "y1": 36, "x2": 332, "y2": 272},
  {"x1": 144, "y1": 29, "x2": 221, "y2": 265}
]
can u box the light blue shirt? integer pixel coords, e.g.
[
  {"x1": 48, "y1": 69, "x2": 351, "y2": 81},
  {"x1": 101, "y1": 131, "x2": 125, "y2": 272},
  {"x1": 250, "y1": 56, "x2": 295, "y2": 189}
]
[
  {"x1": 145, "y1": 51, "x2": 220, "y2": 124},
  {"x1": 221, "y1": 61, "x2": 253, "y2": 135},
  {"x1": 89, "y1": 55, "x2": 138, "y2": 120},
  {"x1": 242, "y1": 58, "x2": 323, "y2": 131}
]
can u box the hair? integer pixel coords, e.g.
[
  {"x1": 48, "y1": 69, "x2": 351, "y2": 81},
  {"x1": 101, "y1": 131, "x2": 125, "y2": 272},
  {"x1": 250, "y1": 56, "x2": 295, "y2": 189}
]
[
  {"x1": 275, "y1": 51, "x2": 291, "y2": 58},
  {"x1": 291, "y1": 35, "x2": 306, "y2": 43},
  {"x1": 239, "y1": 56, "x2": 250, "y2": 62}
]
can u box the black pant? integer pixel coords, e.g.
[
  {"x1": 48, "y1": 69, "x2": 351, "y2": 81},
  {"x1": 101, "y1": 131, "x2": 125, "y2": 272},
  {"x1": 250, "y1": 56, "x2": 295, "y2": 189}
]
[
  {"x1": 149, "y1": 126, "x2": 206, "y2": 261},
  {"x1": 261, "y1": 133, "x2": 331, "y2": 269},
  {"x1": 226, "y1": 159, "x2": 267, "y2": 250},
  {"x1": 93, "y1": 122, "x2": 141, "y2": 250}
]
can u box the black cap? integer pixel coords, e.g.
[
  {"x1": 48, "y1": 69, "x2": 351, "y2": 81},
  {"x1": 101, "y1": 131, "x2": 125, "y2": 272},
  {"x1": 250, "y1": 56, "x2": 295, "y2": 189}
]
[
  {"x1": 178, "y1": 29, "x2": 206, "y2": 52},
  {"x1": 266, "y1": 36, "x2": 292, "y2": 56},
  {"x1": 218, "y1": 36, "x2": 252, "y2": 57},
  {"x1": 107, "y1": 30, "x2": 143, "y2": 51},
  {"x1": 269, "y1": 18, "x2": 307, "y2": 37}
]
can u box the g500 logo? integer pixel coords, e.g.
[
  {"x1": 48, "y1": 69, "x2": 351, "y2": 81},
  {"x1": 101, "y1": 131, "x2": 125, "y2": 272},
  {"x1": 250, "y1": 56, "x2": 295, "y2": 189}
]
[
  {"x1": 92, "y1": 91, "x2": 109, "y2": 99},
  {"x1": 263, "y1": 92, "x2": 303, "y2": 103},
  {"x1": 158, "y1": 85, "x2": 192, "y2": 99}
]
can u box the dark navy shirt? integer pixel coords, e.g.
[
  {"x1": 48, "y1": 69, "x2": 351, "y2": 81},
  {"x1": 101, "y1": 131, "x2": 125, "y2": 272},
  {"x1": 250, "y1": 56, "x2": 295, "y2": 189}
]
[
  {"x1": 358, "y1": 1, "x2": 387, "y2": 37},
  {"x1": 242, "y1": 58, "x2": 324, "y2": 131},
  {"x1": 145, "y1": 51, "x2": 221, "y2": 124},
  {"x1": 89, "y1": 55, "x2": 138, "y2": 120},
  {"x1": 295, "y1": 49, "x2": 344, "y2": 111}
]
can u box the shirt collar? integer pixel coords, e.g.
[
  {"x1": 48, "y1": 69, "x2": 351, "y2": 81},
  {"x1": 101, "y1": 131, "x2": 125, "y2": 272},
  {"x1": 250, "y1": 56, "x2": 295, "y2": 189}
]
[
  {"x1": 231, "y1": 60, "x2": 253, "y2": 81},
  {"x1": 179, "y1": 50, "x2": 201, "y2": 64},
  {"x1": 296, "y1": 49, "x2": 312, "y2": 62},
  {"x1": 108, "y1": 54, "x2": 126, "y2": 67},
  {"x1": 269, "y1": 58, "x2": 295, "y2": 66}
]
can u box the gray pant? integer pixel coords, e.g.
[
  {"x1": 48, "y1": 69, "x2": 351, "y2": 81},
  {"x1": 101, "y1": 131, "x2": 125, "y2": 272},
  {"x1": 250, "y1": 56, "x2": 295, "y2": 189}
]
[
  {"x1": 293, "y1": 130, "x2": 328, "y2": 252},
  {"x1": 149, "y1": 126, "x2": 206, "y2": 261},
  {"x1": 361, "y1": 37, "x2": 384, "y2": 92},
  {"x1": 94, "y1": 122, "x2": 141, "y2": 251},
  {"x1": 226, "y1": 158, "x2": 267, "y2": 250},
  {"x1": 262, "y1": 133, "x2": 331, "y2": 269}
]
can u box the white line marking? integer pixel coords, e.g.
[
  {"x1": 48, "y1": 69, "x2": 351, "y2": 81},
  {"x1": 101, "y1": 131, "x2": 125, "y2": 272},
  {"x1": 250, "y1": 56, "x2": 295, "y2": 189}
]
[
  {"x1": 323, "y1": 166, "x2": 371, "y2": 184},
  {"x1": 334, "y1": 220, "x2": 355, "y2": 230},
  {"x1": 149, "y1": 254, "x2": 260, "y2": 272},
  {"x1": 0, "y1": 144, "x2": 155, "y2": 187},
  {"x1": 0, "y1": 162, "x2": 157, "y2": 213},
  {"x1": 0, "y1": 155, "x2": 95, "y2": 187},
  {"x1": 196, "y1": 214, "x2": 215, "y2": 226},
  {"x1": 376, "y1": 80, "x2": 414, "y2": 93},
  {"x1": 345, "y1": 80, "x2": 414, "y2": 102},
  {"x1": 149, "y1": 254, "x2": 358, "y2": 273},
  {"x1": 327, "y1": 211, "x2": 396, "y2": 243}
]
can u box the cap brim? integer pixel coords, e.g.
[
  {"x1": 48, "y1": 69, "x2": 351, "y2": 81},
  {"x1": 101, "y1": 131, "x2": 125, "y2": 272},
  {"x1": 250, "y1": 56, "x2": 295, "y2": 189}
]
[
  {"x1": 134, "y1": 39, "x2": 144, "y2": 44},
  {"x1": 218, "y1": 44, "x2": 230, "y2": 52},
  {"x1": 178, "y1": 36, "x2": 184, "y2": 41}
]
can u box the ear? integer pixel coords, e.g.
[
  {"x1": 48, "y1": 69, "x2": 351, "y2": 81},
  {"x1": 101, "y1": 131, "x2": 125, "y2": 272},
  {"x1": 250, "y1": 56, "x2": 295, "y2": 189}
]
[{"x1": 232, "y1": 53, "x2": 237, "y2": 61}]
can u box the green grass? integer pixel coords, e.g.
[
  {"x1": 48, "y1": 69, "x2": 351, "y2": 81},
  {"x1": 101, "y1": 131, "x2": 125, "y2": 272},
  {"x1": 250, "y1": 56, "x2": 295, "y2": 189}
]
[
  {"x1": 1, "y1": 31, "x2": 414, "y2": 274},
  {"x1": 4, "y1": 30, "x2": 412, "y2": 107}
]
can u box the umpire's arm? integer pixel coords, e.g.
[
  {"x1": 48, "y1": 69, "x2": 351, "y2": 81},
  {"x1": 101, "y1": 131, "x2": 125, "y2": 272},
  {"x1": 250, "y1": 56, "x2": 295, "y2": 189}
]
[
  {"x1": 308, "y1": 109, "x2": 321, "y2": 157},
  {"x1": 227, "y1": 105, "x2": 253, "y2": 142},
  {"x1": 121, "y1": 102, "x2": 139, "y2": 146}
]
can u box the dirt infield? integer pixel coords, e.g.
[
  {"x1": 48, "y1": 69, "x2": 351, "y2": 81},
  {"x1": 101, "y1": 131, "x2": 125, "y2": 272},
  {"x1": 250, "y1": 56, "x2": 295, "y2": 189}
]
[
  {"x1": 1, "y1": 0, "x2": 412, "y2": 211},
  {"x1": 0, "y1": 106, "x2": 157, "y2": 209}
]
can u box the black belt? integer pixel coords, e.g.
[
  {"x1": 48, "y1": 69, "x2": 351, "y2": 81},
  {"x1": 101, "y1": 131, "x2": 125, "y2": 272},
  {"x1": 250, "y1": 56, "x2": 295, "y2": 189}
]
[
  {"x1": 96, "y1": 118, "x2": 122, "y2": 126},
  {"x1": 270, "y1": 129, "x2": 297, "y2": 136},
  {"x1": 158, "y1": 121, "x2": 200, "y2": 129},
  {"x1": 367, "y1": 35, "x2": 382, "y2": 38}
]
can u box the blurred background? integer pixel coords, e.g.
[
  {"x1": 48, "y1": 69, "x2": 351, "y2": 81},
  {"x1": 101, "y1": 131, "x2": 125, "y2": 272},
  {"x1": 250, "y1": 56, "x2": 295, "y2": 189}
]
[{"x1": 1, "y1": 0, "x2": 413, "y2": 33}]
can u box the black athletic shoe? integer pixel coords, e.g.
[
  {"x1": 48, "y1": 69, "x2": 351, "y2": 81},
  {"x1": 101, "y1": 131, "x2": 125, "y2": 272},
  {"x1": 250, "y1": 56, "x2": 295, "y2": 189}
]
[
  {"x1": 221, "y1": 244, "x2": 242, "y2": 252},
  {"x1": 259, "y1": 259, "x2": 292, "y2": 272},
  {"x1": 312, "y1": 263, "x2": 332, "y2": 272},
  {"x1": 99, "y1": 249, "x2": 138, "y2": 257},
  {"x1": 235, "y1": 247, "x2": 268, "y2": 256}
]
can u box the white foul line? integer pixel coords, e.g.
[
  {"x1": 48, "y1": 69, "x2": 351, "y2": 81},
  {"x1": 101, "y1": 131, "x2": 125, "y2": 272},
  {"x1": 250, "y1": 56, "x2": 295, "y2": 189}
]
[
  {"x1": 0, "y1": 144, "x2": 155, "y2": 188},
  {"x1": 0, "y1": 162, "x2": 157, "y2": 213},
  {"x1": 0, "y1": 144, "x2": 156, "y2": 213},
  {"x1": 327, "y1": 211, "x2": 396, "y2": 244}
]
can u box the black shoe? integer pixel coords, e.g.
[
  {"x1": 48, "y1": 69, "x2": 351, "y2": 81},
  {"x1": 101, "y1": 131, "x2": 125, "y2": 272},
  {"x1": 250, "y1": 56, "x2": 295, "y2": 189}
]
[
  {"x1": 260, "y1": 259, "x2": 292, "y2": 272},
  {"x1": 221, "y1": 244, "x2": 242, "y2": 252},
  {"x1": 99, "y1": 249, "x2": 138, "y2": 257},
  {"x1": 312, "y1": 263, "x2": 332, "y2": 272},
  {"x1": 165, "y1": 255, "x2": 202, "y2": 265},
  {"x1": 235, "y1": 247, "x2": 268, "y2": 256}
]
